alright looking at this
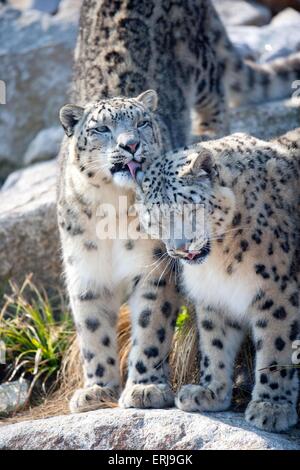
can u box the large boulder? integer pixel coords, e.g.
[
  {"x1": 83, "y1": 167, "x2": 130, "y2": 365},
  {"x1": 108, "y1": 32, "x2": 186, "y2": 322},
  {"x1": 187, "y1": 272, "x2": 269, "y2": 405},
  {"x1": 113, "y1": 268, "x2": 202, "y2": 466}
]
[
  {"x1": 23, "y1": 126, "x2": 64, "y2": 166},
  {"x1": 9, "y1": 0, "x2": 62, "y2": 15},
  {"x1": 0, "y1": 408, "x2": 299, "y2": 450},
  {"x1": 57, "y1": 0, "x2": 82, "y2": 20},
  {"x1": 0, "y1": 380, "x2": 29, "y2": 417},
  {"x1": 0, "y1": 6, "x2": 79, "y2": 180},
  {"x1": 213, "y1": 0, "x2": 272, "y2": 27},
  {"x1": 29, "y1": 0, "x2": 61, "y2": 15},
  {"x1": 228, "y1": 8, "x2": 300, "y2": 62},
  {"x1": 229, "y1": 97, "x2": 300, "y2": 139},
  {"x1": 0, "y1": 160, "x2": 60, "y2": 288},
  {"x1": 191, "y1": 97, "x2": 300, "y2": 140}
]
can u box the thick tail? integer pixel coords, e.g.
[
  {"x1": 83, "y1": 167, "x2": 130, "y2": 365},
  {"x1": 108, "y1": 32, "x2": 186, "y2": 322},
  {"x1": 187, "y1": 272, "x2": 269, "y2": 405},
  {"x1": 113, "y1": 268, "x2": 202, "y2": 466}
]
[
  {"x1": 225, "y1": 52, "x2": 300, "y2": 107},
  {"x1": 208, "y1": 0, "x2": 300, "y2": 106},
  {"x1": 273, "y1": 127, "x2": 300, "y2": 150}
]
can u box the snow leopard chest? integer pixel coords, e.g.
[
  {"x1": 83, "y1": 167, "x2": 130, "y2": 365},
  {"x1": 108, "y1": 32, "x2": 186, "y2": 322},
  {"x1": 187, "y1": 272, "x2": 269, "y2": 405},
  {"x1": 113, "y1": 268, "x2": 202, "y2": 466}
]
[{"x1": 182, "y1": 256, "x2": 259, "y2": 321}]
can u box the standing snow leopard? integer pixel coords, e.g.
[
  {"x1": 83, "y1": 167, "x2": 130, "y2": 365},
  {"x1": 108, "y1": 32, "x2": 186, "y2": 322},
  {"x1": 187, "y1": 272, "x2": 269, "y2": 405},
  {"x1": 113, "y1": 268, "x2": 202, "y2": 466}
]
[
  {"x1": 74, "y1": 0, "x2": 300, "y2": 143},
  {"x1": 58, "y1": 0, "x2": 300, "y2": 413},
  {"x1": 133, "y1": 128, "x2": 300, "y2": 432},
  {"x1": 58, "y1": 91, "x2": 182, "y2": 412}
]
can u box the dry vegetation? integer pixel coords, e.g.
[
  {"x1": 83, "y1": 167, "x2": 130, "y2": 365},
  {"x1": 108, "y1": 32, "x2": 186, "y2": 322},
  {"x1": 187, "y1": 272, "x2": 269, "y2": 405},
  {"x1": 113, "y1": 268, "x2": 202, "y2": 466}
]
[{"x1": 1, "y1": 277, "x2": 299, "y2": 426}]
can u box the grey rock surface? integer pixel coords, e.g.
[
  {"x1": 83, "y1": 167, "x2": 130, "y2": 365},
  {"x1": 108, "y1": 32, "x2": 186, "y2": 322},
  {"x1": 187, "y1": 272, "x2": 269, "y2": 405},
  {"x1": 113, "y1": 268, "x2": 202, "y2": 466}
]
[
  {"x1": 0, "y1": 408, "x2": 299, "y2": 450},
  {"x1": 9, "y1": 0, "x2": 81, "y2": 17},
  {"x1": 0, "y1": 380, "x2": 29, "y2": 416},
  {"x1": 57, "y1": 0, "x2": 82, "y2": 21},
  {"x1": 6, "y1": 1, "x2": 32, "y2": 10},
  {"x1": 228, "y1": 8, "x2": 300, "y2": 62},
  {"x1": 0, "y1": 160, "x2": 61, "y2": 287},
  {"x1": 31, "y1": 0, "x2": 61, "y2": 15},
  {"x1": 191, "y1": 97, "x2": 300, "y2": 140},
  {"x1": 229, "y1": 97, "x2": 300, "y2": 139},
  {"x1": 10, "y1": 0, "x2": 61, "y2": 14},
  {"x1": 0, "y1": 6, "x2": 78, "y2": 178},
  {"x1": 23, "y1": 126, "x2": 64, "y2": 165},
  {"x1": 213, "y1": 0, "x2": 272, "y2": 26}
]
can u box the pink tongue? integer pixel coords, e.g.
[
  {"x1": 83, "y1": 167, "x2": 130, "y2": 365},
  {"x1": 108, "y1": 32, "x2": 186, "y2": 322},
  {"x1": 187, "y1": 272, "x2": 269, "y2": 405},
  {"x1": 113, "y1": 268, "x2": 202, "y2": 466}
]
[
  {"x1": 127, "y1": 160, "x2": 141, "y2": 180},
  {"x1": 187, "y1": 252, "x2": 198, "y2": 260}
]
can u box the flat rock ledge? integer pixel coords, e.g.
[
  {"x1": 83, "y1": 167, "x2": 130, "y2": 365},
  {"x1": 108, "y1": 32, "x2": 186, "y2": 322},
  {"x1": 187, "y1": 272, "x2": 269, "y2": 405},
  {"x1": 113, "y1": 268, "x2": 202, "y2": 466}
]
[{"x1": 0, "y1": 409, "x2": 299, "y2": 450}]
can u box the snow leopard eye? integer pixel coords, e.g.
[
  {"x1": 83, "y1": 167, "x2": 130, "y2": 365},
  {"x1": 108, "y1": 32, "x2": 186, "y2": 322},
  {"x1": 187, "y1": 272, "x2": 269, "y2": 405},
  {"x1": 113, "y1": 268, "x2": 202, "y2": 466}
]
[
  {"x1": 91, "y1": 125, "x2": 111, "y2": 134},
  {"x1": 137, "y1": 120, "x2": 150, "y2": 129}
]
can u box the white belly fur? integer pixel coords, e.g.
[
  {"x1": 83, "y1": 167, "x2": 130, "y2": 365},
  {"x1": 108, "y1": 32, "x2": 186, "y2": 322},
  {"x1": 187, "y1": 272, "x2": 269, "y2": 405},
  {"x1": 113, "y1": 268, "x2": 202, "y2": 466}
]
[
  {"x1": 182, "y1": 255, "x2": 260, "y2": 322},
  {"x1": 112, "y1": 239, "x2": 154, "y2": 286}
]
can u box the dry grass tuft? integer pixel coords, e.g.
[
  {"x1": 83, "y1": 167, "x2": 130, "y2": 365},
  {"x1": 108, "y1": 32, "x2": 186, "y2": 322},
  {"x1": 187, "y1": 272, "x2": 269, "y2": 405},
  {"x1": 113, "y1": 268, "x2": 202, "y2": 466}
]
[
  {"x1": 118, "y1": 305, "x2": 131, "y2": 386},
  {"x1": 2, "y1": 300, "x2": 298, "y2": 426},
  {"x1": 2, "y1": 305, "x2": 203, "y2": 425},
  {"x1": 170, "y1": 310, "x2": 199, "y2": 389},
  {"x1": 0, "y1": 306, "x2": 131, "y2": 425}
]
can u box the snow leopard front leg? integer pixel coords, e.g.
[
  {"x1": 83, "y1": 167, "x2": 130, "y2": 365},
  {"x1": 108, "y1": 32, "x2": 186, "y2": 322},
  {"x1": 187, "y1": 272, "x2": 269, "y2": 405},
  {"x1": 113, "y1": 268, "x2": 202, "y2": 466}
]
[
  {"x1": 245, "y1": 285, "x2": 299, "y2": 432},
  {"x1": 68, "y1": 283, "x2": 121, "y2": 413},
  {"x1": 176, "y1": 304, "x2": 245, "y2": 412},
  {"x1": 119, "y1": 244, "x2": 180, "y2": 409},
  {"x1": 59, "y1": 218, "x2": 121, "y2": 413}
]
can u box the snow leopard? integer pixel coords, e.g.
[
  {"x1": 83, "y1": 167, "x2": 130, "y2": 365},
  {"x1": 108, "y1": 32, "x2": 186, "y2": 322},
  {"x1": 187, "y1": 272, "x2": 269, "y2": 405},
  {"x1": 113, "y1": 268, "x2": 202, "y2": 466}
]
[
  {"x1": 58, "y1": 0, "x2": 300, "y2": 413},
  {"x1": 134, "y1": 128, "x2": 300, "y2": 432}
]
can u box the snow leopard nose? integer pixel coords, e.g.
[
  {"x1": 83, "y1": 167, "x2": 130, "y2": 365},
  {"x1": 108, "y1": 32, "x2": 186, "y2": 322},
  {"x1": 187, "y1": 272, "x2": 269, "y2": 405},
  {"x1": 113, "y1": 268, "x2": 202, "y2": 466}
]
[
  {"x1": 118, "y1": 135, "x2": 140, "y2": 155},
  {"x1": 174, "y1": 239, "x2": 188, "y2": 251}
]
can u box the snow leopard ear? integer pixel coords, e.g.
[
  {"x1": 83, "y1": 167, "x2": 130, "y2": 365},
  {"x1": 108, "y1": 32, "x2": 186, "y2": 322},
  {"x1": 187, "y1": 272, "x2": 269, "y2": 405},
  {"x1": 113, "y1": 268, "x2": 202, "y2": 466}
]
[
  {"x1": 180, "y1": 149, "x2": 216, "y2": 182},
  {"x1": 136, "y1": 90, "x2": 158, "y2": 112},
  {"x1": 59, "y1": 104, "x2": 84, "y2": 137},
  {"x1": 189, "y1": 149, "x2": 216, "y2": 178}
]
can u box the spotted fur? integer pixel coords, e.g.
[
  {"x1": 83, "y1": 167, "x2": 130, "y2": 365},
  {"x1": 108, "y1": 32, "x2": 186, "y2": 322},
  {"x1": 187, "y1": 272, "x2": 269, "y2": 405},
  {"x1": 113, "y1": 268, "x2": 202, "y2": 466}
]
[
  {"x1": 58, "y1": 91, "x2": 183, "y2": 412},
  {"x1": 58, "y1": 0, "x2": 300, "y2": 414},
  {"x1": 58, "y1": 91, "x2": 182, "y2": 412},
  {"x1": 135, "y1": 128, "x2": 300, "y2": 432},
  {"x1": 74, "y1": 0, "x2": 300, "y2": 143}
]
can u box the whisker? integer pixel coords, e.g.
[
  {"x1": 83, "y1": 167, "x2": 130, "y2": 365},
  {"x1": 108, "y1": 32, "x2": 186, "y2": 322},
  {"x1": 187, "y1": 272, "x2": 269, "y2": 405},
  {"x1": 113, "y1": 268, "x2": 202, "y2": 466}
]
[
  {"x1": 142, "y1": 253, "x2": 170, "y2": 286},
  {"x1": 156, "y1": 256, "x2": 172, "y2": 287}
]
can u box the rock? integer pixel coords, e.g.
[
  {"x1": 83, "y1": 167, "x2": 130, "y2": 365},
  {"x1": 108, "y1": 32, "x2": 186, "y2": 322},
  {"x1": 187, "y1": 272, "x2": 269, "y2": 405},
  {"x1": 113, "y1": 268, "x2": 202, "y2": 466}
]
[
  {"x1": 23, "y1": 127, "x2": 64, "y2": 165},
  {"x1": 9, "y1": 0, "x2": 82, "y2": 16},
  {"x1": 260, "y1": 7, "x2": 300, "y2": 61},
  {"x1": 57, "y1": 0, "x2": 82, "y2": 21},
  {"x1": 0, "y1": 380, "x2": 29, "y2": 416},
  {"x1": 227, "y1": 25, "x2": 262, "y2": 61},
  {"x1": 9, "y1": 0, "x2": 61, "y2": 14},
  {"x1": 191, "y1": 97, "x2": 300, "y2": 140},
  {"x1": 0, "y1": 160, "x2": 61, "y2": 287},
  {"x1": 258, "y1": 0, "x2": 300, "y2": 13},
  {"x1": 7, "y1": 1, "x2": 32, "y2": 10},
  {"x1": 0, "y1": 6, "x2": 78, "y2": 180},
  {"x1": 212, "y1": 0, "x2": 272, "y2": 26},
  {"x1": 30, "y1": 0, "x2": 61, "y2": 15},
  {"x1": 0, "y1": 408, "x2": 299, "y2": 450},
  {"x1": 272, "y1": 6, "x2": 300, "y2": 25},
  {"x1": 229, "y1": 97, "x2": 300, "y2": 140},
  {"x1": 228, "y1": 8, "x2": 300, "y2": 62}
]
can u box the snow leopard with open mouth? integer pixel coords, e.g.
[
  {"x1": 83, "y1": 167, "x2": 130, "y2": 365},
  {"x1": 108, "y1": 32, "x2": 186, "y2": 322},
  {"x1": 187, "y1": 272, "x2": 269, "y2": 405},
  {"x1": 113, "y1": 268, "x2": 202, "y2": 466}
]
[
  {"x1": 58, "y1": 0, "x2": 300, "y2": 413},
  {"x1": 134, "y1": 128, "x2": 300, "y2": 432}
]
